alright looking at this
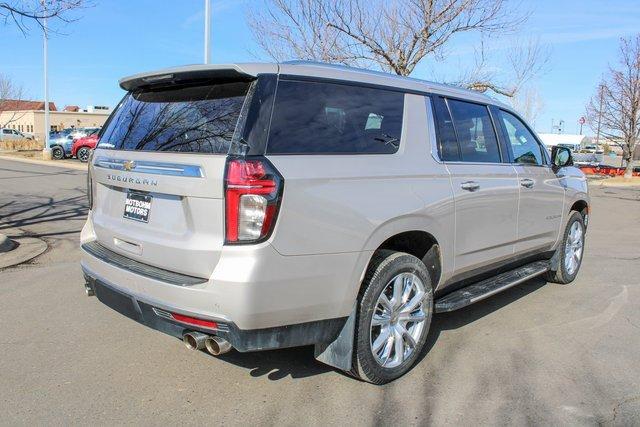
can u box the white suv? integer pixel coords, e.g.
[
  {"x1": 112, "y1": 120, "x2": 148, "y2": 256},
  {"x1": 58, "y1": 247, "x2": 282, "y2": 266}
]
[{"x1": 81, "y1": 62, "x2": 589, "y2": 383}]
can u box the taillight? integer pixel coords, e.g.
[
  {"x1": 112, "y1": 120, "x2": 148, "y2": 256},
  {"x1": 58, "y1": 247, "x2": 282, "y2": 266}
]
[{"x1": 224, "y1": 157, "x2": 283, "y2": 244}]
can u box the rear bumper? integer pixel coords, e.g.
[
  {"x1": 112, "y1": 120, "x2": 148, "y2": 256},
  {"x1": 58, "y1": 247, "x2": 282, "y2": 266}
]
[
  {"x1": 81, "y1": 213, "x2": 367, "y2": 330},
  {"x1": 83, "y1": 270, "x2": 347, "y2": 352}
]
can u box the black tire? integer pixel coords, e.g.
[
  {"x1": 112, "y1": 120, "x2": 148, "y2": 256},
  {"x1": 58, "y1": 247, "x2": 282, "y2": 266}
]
[
  {"x1": 51, "y1": 146, "x2": 64, "y2": 160},
  {"x1": 77, "y1": 147, "x2": 90, "y2": 162},
  {"x1": 544, "y1": 211, "x2": 585, "y2": 284},
  {"x1": 351, "y1": 250, "x2": 433, "y2": 384}
]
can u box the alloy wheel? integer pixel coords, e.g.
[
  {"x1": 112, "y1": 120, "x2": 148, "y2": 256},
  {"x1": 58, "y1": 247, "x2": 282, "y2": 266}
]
[
  {"x1": 564, "y1": 221, "x2": 584, "y2": 275},
  {"x1": 370, "y1": 272, "x2": 428, "y2": 368}
]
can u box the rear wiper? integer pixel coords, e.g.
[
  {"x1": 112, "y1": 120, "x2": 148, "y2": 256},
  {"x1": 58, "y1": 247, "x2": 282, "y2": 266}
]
[{"x1": 374, "y1": 134, "x2": 400, "y2": 148}]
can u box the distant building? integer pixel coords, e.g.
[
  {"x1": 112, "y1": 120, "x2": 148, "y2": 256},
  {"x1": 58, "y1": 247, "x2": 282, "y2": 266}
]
[
  {"x1": 0, "y1": 99, "x2": 111, "y2": 140},
  {"x1": 537, "y1": 133, "x2": 591, "y2": 151}
]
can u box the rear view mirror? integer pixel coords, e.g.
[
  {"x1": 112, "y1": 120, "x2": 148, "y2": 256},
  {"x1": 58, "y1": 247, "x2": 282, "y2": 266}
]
[{"x1": 551, "y1": 146, "x2": 573, "y2": 170}]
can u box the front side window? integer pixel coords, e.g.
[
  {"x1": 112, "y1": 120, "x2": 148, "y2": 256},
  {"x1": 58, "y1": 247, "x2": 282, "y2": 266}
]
[
  {"x1": 500, "y1": 110, "x2": 544, "y2": 165},
  {"x1": 98, "y1": 81, "x2": 251, "y2": 153},
  {"x1": 447, "y1": 99, "x2": 501, "y2": 163},
  {"x1": 266, "y1": 80, "x2": 404, "y2": 154}
]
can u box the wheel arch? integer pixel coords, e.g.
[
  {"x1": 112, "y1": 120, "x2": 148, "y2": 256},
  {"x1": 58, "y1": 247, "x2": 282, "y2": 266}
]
[
  {"x1": 570, "y1": 199, "x2": 588, "y2": 216},
  {"x1": 349, "y1": 217, "x2": 446, "y2": 306}
]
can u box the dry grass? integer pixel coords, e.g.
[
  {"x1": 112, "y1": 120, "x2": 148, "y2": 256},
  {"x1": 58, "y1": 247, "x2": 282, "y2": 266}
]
[
  {"x1": 594, "y1": 176, "x2": 640, "y2": 187},
  {"x1": 0, "y1": 139, "x2": 43, "y2": 151}
]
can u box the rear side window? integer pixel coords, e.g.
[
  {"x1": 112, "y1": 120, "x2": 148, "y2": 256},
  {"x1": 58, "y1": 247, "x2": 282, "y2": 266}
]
[
  {"x1": 447, "y1": 99, "x2": 501, "y2": 163},
  {"x1": 500, "y1": 110, "x2": 545, "y2": 165},
  {"x1": 266, "y1": 80, "x2": 404, "y2": 154},
  {"x1": 432, "y1": 97, "x2": 459, "y2": 161},
  {"x1": 99, "y1": 81, "x2": 251, "y2": 153}
]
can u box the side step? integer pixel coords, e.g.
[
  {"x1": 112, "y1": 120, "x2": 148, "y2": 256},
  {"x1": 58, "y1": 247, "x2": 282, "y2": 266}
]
[{"x1": 434, "y1": 260, "x2": 550, "y2": 313}]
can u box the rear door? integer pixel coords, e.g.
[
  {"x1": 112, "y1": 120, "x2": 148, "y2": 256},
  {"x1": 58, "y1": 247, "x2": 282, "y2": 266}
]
[
  {"x1": 497, "y1": 110, "x2": 565, "y2": 254},
  {"x1": 89, "y1": 79, "x2": 253, "y2": 279},
  {"x1": 432, "y1": 96, "x2": 519, "y2": 276}
]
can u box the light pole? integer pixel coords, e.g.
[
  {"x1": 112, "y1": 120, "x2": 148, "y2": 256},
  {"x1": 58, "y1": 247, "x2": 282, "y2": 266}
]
[
  {"x1": 204, "y1": 0, "x2": 211, "y2": 64},
  {"x1": 42, "y1": 10, "x2": 51, "y2": 160}
]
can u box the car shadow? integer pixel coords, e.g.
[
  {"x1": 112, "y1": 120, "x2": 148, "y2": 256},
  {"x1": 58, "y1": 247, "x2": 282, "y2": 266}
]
[
  {"x1": 204, "y1": 277, "x2": 548, "y2": 381},
  {"x1": 417, "y1": 276, "x2": 548, "y2": 364},
  {"x1": 207, "y1": 344, "x2": 334, "y2": 380}
]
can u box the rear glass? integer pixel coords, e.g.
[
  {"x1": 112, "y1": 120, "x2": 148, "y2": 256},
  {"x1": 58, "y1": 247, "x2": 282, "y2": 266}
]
[
  {"x1": 98, "y1": 82, "x2": 251, "y2": 153},
  {"x1": 266, "y1": 80, "x2": 404, "y2": 154}
]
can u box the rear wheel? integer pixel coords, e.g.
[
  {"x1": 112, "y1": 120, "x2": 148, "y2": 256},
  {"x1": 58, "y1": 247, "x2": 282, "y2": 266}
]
[
  {"x1": 51, "y1": 146, "x2": 64, "y2": 160},
  {"x1": 352, "y1": 250, "x2": 433, "y2": 384},
  {"x1": 77, "y1": 147, "x2": 91, "y2": 162},
  {"x1": 545, "y1": 211, "x2": 585, "y2": 284}
]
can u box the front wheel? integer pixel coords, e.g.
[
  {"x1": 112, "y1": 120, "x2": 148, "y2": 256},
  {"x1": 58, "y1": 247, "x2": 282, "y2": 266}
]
[
  {"x1": 545, "y1": 211, "x2": 585, "y2": 284},
  {"x1": 77, "y1": 147, "x2": 91, "y2": 162},
  {"x1": 352, "y1": 250, "x2": 433, "y2": 384},
  {"x1": 51, "y1": 146, "x2": 64, "y2": 160}
]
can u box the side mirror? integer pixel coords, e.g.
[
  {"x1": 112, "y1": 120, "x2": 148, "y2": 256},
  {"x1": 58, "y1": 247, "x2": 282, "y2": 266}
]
[{"x1": 551, "y1": 146, "x2": 573, "y2": 171}]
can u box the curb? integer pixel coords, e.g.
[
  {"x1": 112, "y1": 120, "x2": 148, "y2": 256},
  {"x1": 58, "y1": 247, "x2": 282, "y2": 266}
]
[
  {"x1": 0, "y1": 235, "x2": 48, "y2": 269},
  {"x1": 0, "y1": 154, "x2": 87, "y2": 171}
]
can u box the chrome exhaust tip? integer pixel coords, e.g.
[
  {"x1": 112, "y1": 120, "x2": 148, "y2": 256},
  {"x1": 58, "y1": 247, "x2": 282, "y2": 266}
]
[
  {"x1": 204, "y1": 336, "x2": 232, "y2": 356},
  {"x1": 84, "y1": 282, "x2": 95, "y2": 297},
  {"x1": 183, "y1": 332, "x2": 207, "y2": 351}
]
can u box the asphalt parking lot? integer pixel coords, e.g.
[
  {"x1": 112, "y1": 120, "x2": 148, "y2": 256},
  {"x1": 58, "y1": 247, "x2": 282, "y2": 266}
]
[{"x1": 1, "y1": 158, "x2": 639, "y2": 425}]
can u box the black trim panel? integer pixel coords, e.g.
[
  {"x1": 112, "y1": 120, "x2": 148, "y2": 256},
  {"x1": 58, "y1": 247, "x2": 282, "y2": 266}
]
[
  {"x1": 84, "y1": 273, "x2": 347, "y2": 352},
  {"x1": 82, "y1": 241, "x2": 207, "y2": 286}
]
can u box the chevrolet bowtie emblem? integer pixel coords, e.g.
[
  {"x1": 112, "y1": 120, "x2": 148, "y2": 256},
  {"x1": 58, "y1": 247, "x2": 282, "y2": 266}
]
[{"x1": 123, "y1": 160, "x2": 136, "y2": 171}]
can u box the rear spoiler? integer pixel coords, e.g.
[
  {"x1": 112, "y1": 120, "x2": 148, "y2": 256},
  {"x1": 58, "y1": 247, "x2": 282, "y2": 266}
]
[{"x1": 119, "y1": 63, "x2": 279, "y2": 91}]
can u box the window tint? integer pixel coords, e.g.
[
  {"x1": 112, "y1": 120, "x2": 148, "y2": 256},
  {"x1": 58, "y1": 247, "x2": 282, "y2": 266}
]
[
  {"x1": 500, "y1": 110, "x2": 544, "y2": 165},
  {"x1": 447, "y1": 99, "x2": 501, "y2": 163},
  {"x1": 432, "y1": 96, "x2": 459, "y2": 161},
  {"x1": 98, "y1": 81, "x2": 251, "y2": 153},
  {"x1": 266, "y1": 80, "x2": 403, "y2": 154}
]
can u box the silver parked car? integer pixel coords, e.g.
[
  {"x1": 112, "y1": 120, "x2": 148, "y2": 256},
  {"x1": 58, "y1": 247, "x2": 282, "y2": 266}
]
[
  {"x1": 0, "y1": 128, "x2": 33, "y2": 141},
  {"x1": 81, "y1": 62, "x2": 589, "y2": 384}
]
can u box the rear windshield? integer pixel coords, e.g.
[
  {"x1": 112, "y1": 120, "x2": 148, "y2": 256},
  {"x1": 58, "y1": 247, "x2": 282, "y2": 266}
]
[
  {"x1": 98, "y1": 81, "x2": 251, "y2": 153},
  {"x1": 266, "y1": 80, "x2": 404, "y2": 154}
]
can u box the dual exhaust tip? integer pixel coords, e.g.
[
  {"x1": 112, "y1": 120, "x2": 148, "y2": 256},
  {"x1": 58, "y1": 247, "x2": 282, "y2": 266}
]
[{"x1": 183, "y1": 331, "x2": 232, "y2": 356}]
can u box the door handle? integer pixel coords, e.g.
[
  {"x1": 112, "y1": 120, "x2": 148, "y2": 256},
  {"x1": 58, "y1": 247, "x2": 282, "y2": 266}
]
[
  {"x1": 460, "y1": 181, "x2": 480, "y2": 192},
  {"x1": 520, "y1": 178, "x2": 535, "y2": 188}
]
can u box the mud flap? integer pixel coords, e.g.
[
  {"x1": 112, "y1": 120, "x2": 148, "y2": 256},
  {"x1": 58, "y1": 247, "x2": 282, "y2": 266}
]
[{"x1": 313, "y1": 304, "x2": 356, "y2": 371}]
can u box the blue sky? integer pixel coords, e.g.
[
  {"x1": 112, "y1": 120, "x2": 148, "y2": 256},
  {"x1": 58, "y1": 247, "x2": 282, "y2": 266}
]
[{"x1": 1, "y1": 0, "x2": 638, "y2": 135}]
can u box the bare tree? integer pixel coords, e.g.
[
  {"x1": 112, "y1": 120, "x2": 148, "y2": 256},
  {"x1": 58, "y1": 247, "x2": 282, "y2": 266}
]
[
  {"x1": 0, "y1": 0, "x2": 84, "y2": 34},
  {"x1": 586, "y1": 35, "x2": 640, "y2": 178},
  {"x1": 510, "y1": 85, "x2": 544, "y2": 127},
  {"x1": 0, "y1": 74, "x2": 27, "y2": 128},
  {"x1": 248, "y1": 0, "x2": 548, "y2": 96}
]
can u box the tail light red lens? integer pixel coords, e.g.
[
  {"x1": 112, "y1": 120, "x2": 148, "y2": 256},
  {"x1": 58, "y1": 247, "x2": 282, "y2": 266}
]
[{"x1": 224, "y1": 157, "x2": 283, "y2": 244}]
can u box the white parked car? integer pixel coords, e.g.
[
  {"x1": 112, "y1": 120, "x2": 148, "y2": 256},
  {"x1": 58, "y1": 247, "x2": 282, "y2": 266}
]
[{"x1": 0, "y1": 128, "x2": 33, "y2": 141}]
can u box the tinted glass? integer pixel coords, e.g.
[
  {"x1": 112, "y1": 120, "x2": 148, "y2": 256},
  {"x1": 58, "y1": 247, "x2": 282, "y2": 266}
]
[
  {"x1": 98, "y1": 82, "x2": 251, "y2": 153},
  {"x1": 267, "y1": 80, "x2": 403, "y2": 154},
  {"x1": 432, "y1": 96, "x2": 459, "y2": 161},
  {"x1": 500, "y1": 110, "x2": 544, "y2": 165},
  {"x1": 447, "y1": 99, "x2": 501, "y2": 163}
]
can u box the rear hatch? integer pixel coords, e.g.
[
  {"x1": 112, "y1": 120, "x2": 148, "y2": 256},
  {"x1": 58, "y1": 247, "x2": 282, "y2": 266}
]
[{"x1": 89, "y1": 77, "x2": 254, "y2": 279}]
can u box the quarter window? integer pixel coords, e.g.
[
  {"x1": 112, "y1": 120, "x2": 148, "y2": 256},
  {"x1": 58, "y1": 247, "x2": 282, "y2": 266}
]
[
  {"x1": 447, "y1": 99, "x2": 501, "y2": 163},
  {"x1": 266, "y1": 80, "x2": 404, "y2": 154},
  {"x1": 500, "y1": 111, "x2": 544, "y2": 165},
  {"x1": 432, "y1": 97, "x2": 459, "y2": 161}
]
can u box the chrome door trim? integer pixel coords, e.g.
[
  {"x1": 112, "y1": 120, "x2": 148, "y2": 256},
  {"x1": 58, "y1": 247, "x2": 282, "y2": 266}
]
[{"x1": 94, "y1": 156, "x2": 204, "y2": 177}]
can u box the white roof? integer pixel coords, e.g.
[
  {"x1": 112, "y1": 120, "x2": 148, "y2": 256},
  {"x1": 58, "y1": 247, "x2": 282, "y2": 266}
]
[{"x1": 537, "y1": 133, "x2": 589, "y2": 147}]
